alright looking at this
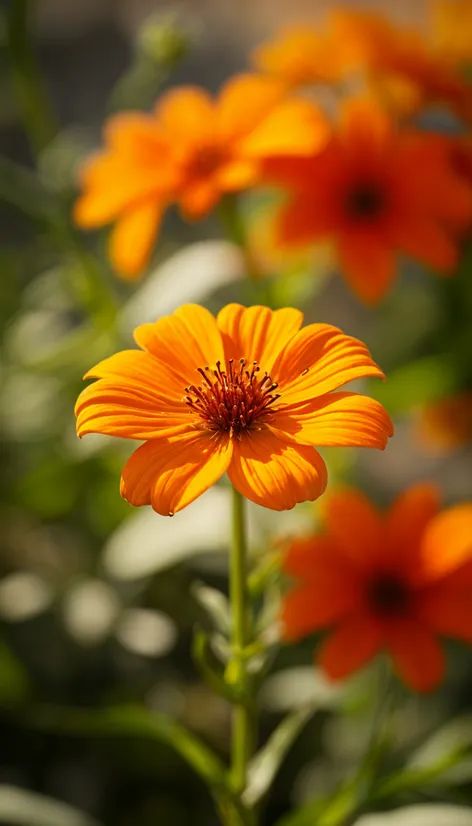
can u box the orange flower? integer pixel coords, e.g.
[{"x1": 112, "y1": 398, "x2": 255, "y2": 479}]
[
  {"x1": 430, "y1": 0, "x2": 472, "y2": 65},
  {"x1": 74, "y1": 74, "x2": 329, "y2": 279},
  {"x1": 268, "y1": 98, "x2": 472, "y2": 304},
  {"x1": 417, "y1": 392, "x2": 472, "y2": 453},
  {"x1": 75, "y1": 304, "x2": 392, "y2": 515},
  {"x1": 252, "y1": 26, "x2": 346, "y2": 88},
  {"x1": 283, "y1": 484, "x2": 472, "y2": 692}
]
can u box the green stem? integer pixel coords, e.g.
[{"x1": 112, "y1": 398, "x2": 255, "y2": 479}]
[
  {"x1": 7, "y1": 0, "x2": 59, "y2": 156},
  {"x1": 229, "y1": 487, "x2": 254, "y2": 797}
]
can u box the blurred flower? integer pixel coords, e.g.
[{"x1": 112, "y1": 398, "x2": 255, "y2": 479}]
[
  {"x1": 252, "y1": 26, "x2": 345, "y2": 88},
  {"x1": 75, "y1": 303, "x2": 392, "y2": 515},
  {"x1": 283, "y1": 484, "x2": 472, "y2": 692},
  {"x1": 430, "y1": 0, "x2": 472, "y2": 65},
  {"x1": 416, "y1": 391, "x2": 472, "y2": 453},
  {"x1": 73, "y1": 74, "x2": 329, "y2": 279},
  {"x1": 267, "y1": 98, "x2": 472, "y2": 304}
]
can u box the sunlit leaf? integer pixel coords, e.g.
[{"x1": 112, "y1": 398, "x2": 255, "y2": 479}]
[
  {"x1": 0, "y1": 785, "x2": 101, "y2": 826},
  {"x1": 243, "y1": 706, "x2": 315, "y2": 807}
]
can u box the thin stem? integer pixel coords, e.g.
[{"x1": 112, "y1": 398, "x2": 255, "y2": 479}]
[
  {"x1": 229, "y1": 486, "x2": 253, "y2": 796},
  {"x1": 7, "y1": 0, "x2": 59, "y2": 156}
]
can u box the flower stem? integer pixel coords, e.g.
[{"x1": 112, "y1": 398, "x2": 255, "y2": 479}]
[{"x1": 229, "y1": 487, "x2": 255, "y2": 799}]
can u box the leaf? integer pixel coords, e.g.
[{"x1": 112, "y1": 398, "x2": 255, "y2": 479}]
[
  {"x1": 0, "y1": 785, "x2": 101, "y2": 826},
  {"x1": 31, "y1": 704, "x2": 240, "y2": 815},
  {"x1": 243, "y1": 706, "x2": 316, "y2": 807},
  {"x1": 354, "y1": 803, "x2": 472, "y2": 826},
  {"x1": 0, "y1": 155, "x2": 59, "y2": 222},
  {"x1": 192, "y1": 582, "x2": 231, "y2": 635}
]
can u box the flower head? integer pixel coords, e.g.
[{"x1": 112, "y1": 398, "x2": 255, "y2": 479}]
[
  {"x1": 267, "y1": 98, "x2": 472, "y2": 303},
  {"x1": 74, "y1": 74, "x2": 328, "y2": 278},
  {"x1": 283, "y1": 484, "x2": 472, "y2": 692},
  {"x1": 75, "y1": 304, "x2": 392, "y2": 515}
]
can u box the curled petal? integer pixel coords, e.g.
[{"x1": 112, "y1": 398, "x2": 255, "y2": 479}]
[
  {"x1": 228, "y1": 429, "x2": 327, "y2": 510},
  {"x1": 121, "y1": 432, "x2": 233, "y2": 515},
  {"x1": 271, "y1": 323, "x2": 385, "y2": 404}
]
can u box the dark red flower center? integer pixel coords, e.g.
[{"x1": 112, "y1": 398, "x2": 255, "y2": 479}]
[
  {"x1": 190, "y1": 145, "x2": 225, "y2": 178},
  {"x1": 184, "y1": 359, "x2": 281, "y2": 437},
  {"x1": 367, "y1": 574, "x2": 410, "y2": 617},
  {"x1": 346, "y1": 182, "x2": 385, "y2": 220}
]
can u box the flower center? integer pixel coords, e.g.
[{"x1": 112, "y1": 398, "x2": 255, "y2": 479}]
[
  {"x1": 346, "y1": 183, "x2": 384, "y2": 220},
  {"x1": 367, "y1": 574, "x2": 410, "y2": 617},
  {"x1": 184, "y1": 359, "x2": 281, "y2": 437},
  {"x1": 190, "y1": 145, "x2": 224, "y2": 178}
]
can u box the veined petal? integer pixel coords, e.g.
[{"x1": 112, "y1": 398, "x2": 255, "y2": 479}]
[
  {"x1": 216, "y1": 304, "x2": 303, "y2": 373},
  {"x1": 320, "y1": 487, "x2": 385, "y2": 569},
  {"x1": 418, "y1": 584, "x2": 472, "y2": 644},
  {"x1": 108, "y1": 201, "x2": 164, "y2": 278},
  {"x1": 283, "y1": 578, "x2": 363, "y2": 640},
  {"x1": 383, "y1": 619, "x2": 445, "y2": 692},
  {"x1": 270, "y1": 323, "x2": 385, "y2": 404},
  {"x1": 120, "y1": 431, "x2": 233, "y2": 515},
  {"x1": 272, "y1": 392, "x2": 393, "y2": 449},
  {"x1": 238, "y1": 98, "x2": 330, "y2": 158},
  {"x1": 228, "y1": 429, "x2": 327, "y2": 510},
  {"x1": 317, "y1": 615, "x2": 382, "y2": 681},
  {"x1": 82, "y1": 349, "x2": 182, "y2": 401},
  {"x1": 134, "y1": 304, "x2": 225, "y2": 387},
  {"x1": 419, "y1": 504, "x2": 472, "y2": 581}
]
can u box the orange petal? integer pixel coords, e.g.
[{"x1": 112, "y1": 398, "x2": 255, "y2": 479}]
[
  {"x1": 157, "y1": 86, "x2": 216, "y2": 147},
  {"x1": 217, "y1": 74, "x2": 285, "y2": 143},
  {"x1": 317, "y1": 615, "x2": 382, "y2": 680},
  {"x1": 385, "y1": 483, "x2": 441, "y2": 576},
  {"x1": 275, "y1": 193, "x2": 338, "y2": 245},
  {"x1": 272, "y1": 392, "x2": 393, "y2": 449},
  {"x1": 337, "y1": 231, "x2": 397, "y2": 305},
  {"x1": 134, "y1": 304, "x2": 225, "y2": 388},
  {"x1": 227, "y1": 429, "x2": 327, "y2": 510},
  {"x1": 418, "y1": 583, "x2": 472, "y2": 644},
  {"x1": 383, "y1": 619, "x2": 445, "y2": 692},
  {"x1": 179, "y1": 179, "x2": 221, "y2": 220},
  {"x1": 120, "y1": 431, "x2": 233, "y2": 515},
  {"x1": 321, "y1": 487, "x2": 384, "y2": 570},
  {"x1": 238, "y1": 98, "x2": 330, "y2": 158},
  {"x1": 284, "y1": 534, "x2": 358, "y2": 581},
  {"x1": 283, "y1": 577, "x2": 363, "y2": 640},
  {"x1": 392, "y1": 217, "x2": 459, "y2": 274},
  {"x1": 108, "y1": 201, "x2": 163, "y2": 278},
  {"x1": 103, "y1": 112, "x2": 165, "y2": 155},
  {"x1": 216, "y1": 304, "x2": 303, "y2": 374},
  {"x1": 419, "y1": 503, "x2": 472, "y2": 581},
  {"x1": 215, "y1": 159, "x2": 259, "y2": 190},
  {"x1": 270, "y1": 323, "x2": 385, "y2": 404}
]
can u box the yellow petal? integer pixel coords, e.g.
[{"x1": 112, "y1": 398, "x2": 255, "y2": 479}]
[
  {"x1": 109, "y1": 202, "x2": 164, "y2": 278},
  {"x1": 216, "y1": 304, "x2": 303, "y2": 373}
]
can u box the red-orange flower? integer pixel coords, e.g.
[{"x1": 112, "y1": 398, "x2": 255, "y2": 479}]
[
  {"x1": 75, "y1": 304, "x2": 392, "y2": 515},
  {"x1": 283, "y1": 484, "x2": 472, "y2": 692},
  {"x1": 417, "y1": 392, "x2": 472, "y2": 453},
  {"x1": 74, "y1": 74, "x2": 328, "y2": 278},
  {"x1": 268, "y1": 98, "x2": 472, "y2": 304}
]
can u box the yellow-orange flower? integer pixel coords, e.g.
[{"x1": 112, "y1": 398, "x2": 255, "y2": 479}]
[
  {"x1": 252, "y1": 25, "x2": 347, "y2": 88},
  {"x1": 283, "y1": 484, "x2": 472, "y2": 692},
  {"x1": 267, "y1": 98, "x2": 472, "y2": 304},
  {"x1": 74, "y1": 74, "x2": 329, "y2": 279},
  {"x1": 75, "y1": 304, "x2": 392, "y2": 515},
  {"x1": 417, "y1": 392, "x2": 472, "y2": 453},
  {"x1": 430, "y1": 0, "x2": 472, "y2": 65}
]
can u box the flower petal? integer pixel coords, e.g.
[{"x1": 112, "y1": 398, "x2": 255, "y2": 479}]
[
  {"x1": 283, "y1": 577, "x2": 363, "y2": 640},
  {"x1": 317, "y1": 615, "x2": 382, "y2": 681},
  {"x1": 337, "y1": 231, "x2": 397, "y2": 305},
  {"x1": 121, "y1": 431, "x2": 233, "y2": 515},
  {"x1": 385, "y1": 483, "x2": 442, "y2": 576},
  {"x1": 392, "y1": 216, "x2": 459, "y2": 273},
  {"x1": 108, "y1": 201, "x2": 163, "y2": 278},
  {"x1": 270, "y1": 324, "x2": 385, "y2": 404},
  {"x1": 179, "y1": 179, "x2": 221, "y2": 220},
  {"x1": 227, "y1": 429, "x2": 327, "y2": 510},
  {"x1": 273, "y1": 392, "x2": 393, "y2": 449},
  {"x1": 383, "y1": 619, "x2": 445, "y2": 692},
  {"x1": 157, "y1": 87, "x2": 216, "y2": 147},
  {"x1": 216, "y1": 304, "x2": 303, "y2": 373},
  {"x1": 239, "y1": 98, "x2": 330, "y2": 158},
  {"x1": 321, "y1": 487, "x2": 384, "y2": 569},
  {"x1": 134, "y1": 304, "x2": 225, "y2": 387},
  {"x1": 419, "y1": 504, "x2": 472, "y2": 581},
  {"x1": 418, "y1": 584, "x2": 472, "y2": 644},
  {"x1": 217, "y1": 74, "x2": 285, "y2": 143}
]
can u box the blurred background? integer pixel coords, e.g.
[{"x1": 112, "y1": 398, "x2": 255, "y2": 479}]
[{"x1": 1, "y1": 1, "x2": 472, "y2": 825}]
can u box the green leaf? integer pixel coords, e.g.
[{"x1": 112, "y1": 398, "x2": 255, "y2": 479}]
[
  {"x1": 0, "y1": 155, "x2": 59, "y2": 222},
  {"x1": 0, "y1": 785, "x2": 102, "y2": 826},
  {"x1": 192, "y1": 582, "x2": 231, "y2": 635},
  {"x1": 243, "y1": 706, "x2": 315, "y2": 807},
  {"x1": 191, "y1": 626, "x2": 242, "y2": 703}
]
